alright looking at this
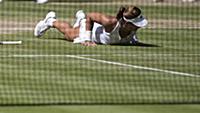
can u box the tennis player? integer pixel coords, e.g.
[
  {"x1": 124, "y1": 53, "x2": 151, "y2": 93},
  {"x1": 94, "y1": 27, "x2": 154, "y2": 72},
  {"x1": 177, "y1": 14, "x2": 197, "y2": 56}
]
[{"x1": 34, "y1": 5, "x2": 148, "y2": 46}]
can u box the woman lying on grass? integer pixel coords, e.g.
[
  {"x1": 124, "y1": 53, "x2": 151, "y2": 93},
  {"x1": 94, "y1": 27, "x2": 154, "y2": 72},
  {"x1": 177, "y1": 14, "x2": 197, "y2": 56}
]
[{"x1": 34, "y1": 5, "x2": 148, "y2": 46}]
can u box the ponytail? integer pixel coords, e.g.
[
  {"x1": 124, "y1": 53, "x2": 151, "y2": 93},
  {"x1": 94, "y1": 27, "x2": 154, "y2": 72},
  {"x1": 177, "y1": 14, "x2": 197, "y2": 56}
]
[{"x1": 116, "y1": 6, "x2": 126, "y2": 20}]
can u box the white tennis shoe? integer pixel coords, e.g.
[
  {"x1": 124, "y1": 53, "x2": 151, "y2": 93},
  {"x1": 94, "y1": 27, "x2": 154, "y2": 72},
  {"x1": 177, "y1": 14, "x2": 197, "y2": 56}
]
[
  {"x1": 34, "y1": 11, "x2": 56, "y2": 37},
  {"x1": 36, "y1": 0, "x2": 48, "y2": 4},
  {"x1": 73, "y1": 10, "x2": 86, "y2": 28}
]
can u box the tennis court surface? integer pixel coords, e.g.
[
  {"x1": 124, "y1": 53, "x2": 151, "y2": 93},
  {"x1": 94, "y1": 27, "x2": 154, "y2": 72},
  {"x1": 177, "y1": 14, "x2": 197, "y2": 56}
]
[{"x1": 0, "y1": 0, "x2": 200, "y2": 113}]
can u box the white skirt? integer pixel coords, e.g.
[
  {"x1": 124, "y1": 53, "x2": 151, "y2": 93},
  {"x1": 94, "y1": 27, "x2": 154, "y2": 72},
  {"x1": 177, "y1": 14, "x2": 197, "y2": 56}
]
[{"x1": 91, "y1": 23, "x2": 137, "y2": 45}]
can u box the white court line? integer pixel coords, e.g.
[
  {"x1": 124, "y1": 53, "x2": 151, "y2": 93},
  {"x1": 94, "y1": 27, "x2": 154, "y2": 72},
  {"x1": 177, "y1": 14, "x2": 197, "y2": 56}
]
[
  {"x1": 113, "y1": 53, "x2": 200, "y2": 57},
  {"x1": 3, "y1": 54, "x2": 199, "y2": 78}
]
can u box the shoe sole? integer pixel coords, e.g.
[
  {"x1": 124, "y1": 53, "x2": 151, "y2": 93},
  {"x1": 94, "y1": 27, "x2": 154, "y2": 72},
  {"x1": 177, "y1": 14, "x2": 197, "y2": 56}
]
[
  {"x1": 34, "y1": 12, "x2": 55, "y2": 37},
  {"x1": 34, "y1": 20, "x2": 44, "y2": 37}
]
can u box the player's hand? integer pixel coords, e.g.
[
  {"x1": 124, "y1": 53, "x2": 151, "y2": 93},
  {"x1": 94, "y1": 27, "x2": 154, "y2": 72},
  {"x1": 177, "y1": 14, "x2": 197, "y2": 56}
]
[{"x1": 81, "y1": 41, "x2": 97, "y2": 47}]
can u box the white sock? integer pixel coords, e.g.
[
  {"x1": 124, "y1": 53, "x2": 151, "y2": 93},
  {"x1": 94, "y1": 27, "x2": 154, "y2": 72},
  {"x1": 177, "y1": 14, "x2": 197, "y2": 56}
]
[{"x1": 46, "y1": 18, "x2": 56, "y2": 27}]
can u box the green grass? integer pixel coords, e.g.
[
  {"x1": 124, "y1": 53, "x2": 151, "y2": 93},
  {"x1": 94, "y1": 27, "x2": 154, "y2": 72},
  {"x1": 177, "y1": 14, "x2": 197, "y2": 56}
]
[
  {"x1": 0, "y1": 1, "x2": 200, "y2": 113},
  {"x1": 1, "y1": 105, "x2": 200, "y2": 113},
  {"x1": 1, "y1": 1, "x2": 200, "y2": 21},
  {"x1": 141, "y1": 5, "x2": 200, "y2": 21},
  {"x1": 0, "y1": 28, "x2": 200, "y2": 105}
]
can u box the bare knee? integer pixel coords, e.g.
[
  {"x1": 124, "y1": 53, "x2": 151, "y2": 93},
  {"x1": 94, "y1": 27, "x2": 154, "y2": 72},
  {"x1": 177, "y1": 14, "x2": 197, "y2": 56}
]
[
  {"x1": 64, "y1": 27, "x2": 79, "y2": 41},
  {"x1": 64, "y1": 33, "x2": 74, "y2": 41}
]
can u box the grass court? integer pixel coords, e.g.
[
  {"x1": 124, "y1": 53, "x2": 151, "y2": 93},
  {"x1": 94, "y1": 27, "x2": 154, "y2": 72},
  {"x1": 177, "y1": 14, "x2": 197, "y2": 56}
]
[{"x1": 0, "y1": 1, "x2": 200, "y2": 113}]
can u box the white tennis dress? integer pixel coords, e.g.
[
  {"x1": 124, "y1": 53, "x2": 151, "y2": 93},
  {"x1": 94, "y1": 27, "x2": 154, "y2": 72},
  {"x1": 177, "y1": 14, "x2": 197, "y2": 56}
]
[
  {"x1": 91, "y1": 22, "x2": 138, "y2": 45},
  {"x1": 73, "y1": 10, "x2": 147, "y2": 45}
]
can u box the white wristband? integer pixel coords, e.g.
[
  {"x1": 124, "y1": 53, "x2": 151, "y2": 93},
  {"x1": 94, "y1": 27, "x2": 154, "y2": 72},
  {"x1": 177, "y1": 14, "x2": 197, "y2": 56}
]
[{"x1": 73, "y1": 31, "x2": 92, "y2": 44}]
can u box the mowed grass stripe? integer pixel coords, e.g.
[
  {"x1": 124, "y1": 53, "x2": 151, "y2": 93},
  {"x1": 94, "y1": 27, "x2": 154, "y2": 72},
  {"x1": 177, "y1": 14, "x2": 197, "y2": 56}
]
[
  {"x1": 1, "y1": 54, "x2": 198, "y2": 78},
  {"x1": 0, "y1": 1, "x2": 200, "y2": 105},
  {"x1": 1, "y1": 1, "x2": 200, "y2": 21}
]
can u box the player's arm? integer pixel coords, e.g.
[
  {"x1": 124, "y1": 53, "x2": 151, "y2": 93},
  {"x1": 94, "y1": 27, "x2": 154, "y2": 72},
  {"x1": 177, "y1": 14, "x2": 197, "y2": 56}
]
[
  {"x1": 86, "y1": 12, "x2": 118, "y2": 33},
  {"x1": 81, "y1": 41, "x2": 96, "y2": 46},
  {"x1": 76, "y1": 12, "x2": 117, "y2": 46}
]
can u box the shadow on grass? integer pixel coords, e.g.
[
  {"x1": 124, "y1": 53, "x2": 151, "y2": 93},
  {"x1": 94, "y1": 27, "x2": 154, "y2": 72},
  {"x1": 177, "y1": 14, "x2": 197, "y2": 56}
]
[
  {"x1": 47, "y1": 38, "x2": 67, "y2": 41},
  {"x1": 45, "y1": 38, "x2": 159, "y2": 47}
]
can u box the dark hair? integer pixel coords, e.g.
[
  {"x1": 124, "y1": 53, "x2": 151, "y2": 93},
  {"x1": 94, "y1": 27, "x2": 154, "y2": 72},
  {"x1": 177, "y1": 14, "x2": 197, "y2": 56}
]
[
  {"x1": 116, "y1": 6, "x2": 126, "y2": 20},
  {"x1": 116, "y1": 5, "x2": 141, "y2": 20}
]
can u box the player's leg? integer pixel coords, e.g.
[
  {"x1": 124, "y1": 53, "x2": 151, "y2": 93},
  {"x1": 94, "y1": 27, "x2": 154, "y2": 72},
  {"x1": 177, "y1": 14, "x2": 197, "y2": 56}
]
[
  {"x1": 52, "y1": 21, "x2": 79, "y2": 41},
  {"x1": 34, "y1": 11, "x2": 79, "y2": 41},
  {"x1": 73, "y1": 10, "x2": 86, "y2": 28},
  {"x1": 34, "y1": 11, "x2": 56, "y2": 37}
]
